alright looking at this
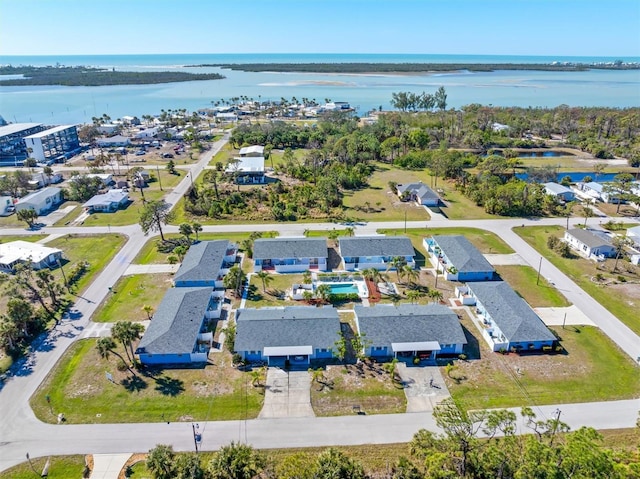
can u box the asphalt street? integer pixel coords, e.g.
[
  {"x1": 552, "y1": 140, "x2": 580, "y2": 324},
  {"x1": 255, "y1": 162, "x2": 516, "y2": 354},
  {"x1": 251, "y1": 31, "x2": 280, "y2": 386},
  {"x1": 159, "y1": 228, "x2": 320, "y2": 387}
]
[{"x1": 0, "y1": 135, "x2": 639, "y2": 471}]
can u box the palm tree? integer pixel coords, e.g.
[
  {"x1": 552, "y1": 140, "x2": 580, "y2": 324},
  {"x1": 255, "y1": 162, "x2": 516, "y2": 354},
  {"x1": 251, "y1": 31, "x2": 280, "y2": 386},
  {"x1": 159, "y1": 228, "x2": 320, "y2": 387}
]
[
  {"x1": 315, "y1": 284, "x2": 331, "y2": 303},
  {"x1": 406, "y1": 289, "x2": 423, "y2": 304},
  {"x1": 142, "y1": 305, "x2": 153, "y2": 320},
  {"x1": 345, "y1": 226, "x2": 355, "y2": 237},
  {"x1": 192, "y1": 222, "x2": 202, "y2": 241},
  {"x1": 302, "y1": 270, "x2": 313, "y2": 284},
  {"x1": 309, "y1": 367, "x2": 326, "y2": 386},
  {"x1": 255, "y1": 270, "x2": 273, "y2": 292},
  {"x1": 179, "y1": 223, "x2": 193, "y2": 243},
  {"x1": 428, "y1": 290, "x2": 444, "y2": 304},
  {"x1": 403, "y1": 265, "x2": 419, "y2": 286},
  {"x1": 96, "y1": 337, "x2": 117, "y2": 360},
  {"x1": 112, "y1": 321, "x2": 144, "y2": 363},
  {"x1": 388, "y1": 256, "x2": 407, "y2": 282},
  {"x1": 582, "y1": 199, "x2": 595, "y2": 226}
]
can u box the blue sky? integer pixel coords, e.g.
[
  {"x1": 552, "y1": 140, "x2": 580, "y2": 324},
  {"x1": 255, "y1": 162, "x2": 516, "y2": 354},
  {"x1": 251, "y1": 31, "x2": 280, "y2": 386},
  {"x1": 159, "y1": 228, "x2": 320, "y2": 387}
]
[{"x1": 1, "y1": 0, "x2": 639, "y2": 56}]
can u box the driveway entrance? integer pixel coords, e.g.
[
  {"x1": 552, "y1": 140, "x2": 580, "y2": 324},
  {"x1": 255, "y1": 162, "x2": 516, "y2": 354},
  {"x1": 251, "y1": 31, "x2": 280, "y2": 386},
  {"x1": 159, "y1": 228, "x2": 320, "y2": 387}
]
[
  {"x1": 396, "y1": 363, "x2": 451, "y2": 412},
  {"x1": 258, "y1": 368, "x2": 315, "y2": 418}
]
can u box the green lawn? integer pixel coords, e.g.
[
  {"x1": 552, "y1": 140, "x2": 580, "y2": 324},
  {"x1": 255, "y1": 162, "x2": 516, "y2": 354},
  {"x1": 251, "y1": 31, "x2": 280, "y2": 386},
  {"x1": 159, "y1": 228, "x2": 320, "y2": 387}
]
[
  {"x1": 92, "y1": 274, "x2": 173, "y2": 323},
  {"x1": 208, "y1": 142, "x2": 235, "y2": 166},
  {"x1": 47, "y1": 234, "x2": 126, "y2": 295},
  {"x1": 246, "y1": 273, "x2": 303, "y2": 308},
  {"x1": 515, "y1": 225, "x2": 640, "y2": 335},
  {"x1": 134, "y1": 233, "x2": 251, "y2": 264},
  {"x1": 0, "y1": 455, "x2": 86, "y2": 479},
  {"x1": 378, "y1": 227, "x2": 514, "y2": 268},
  {"x1": 0, "y1": 234, "x2": 47, "y2": 243},
  {"x1": 495, "y1": 265, "x2": 571, "y2": 308},
  {"x1": 31, "y1": 339, "x2": 264, "y2": 424},
  {"x1": 447, "y1": 322, "x2": 640, "y2": 410}
]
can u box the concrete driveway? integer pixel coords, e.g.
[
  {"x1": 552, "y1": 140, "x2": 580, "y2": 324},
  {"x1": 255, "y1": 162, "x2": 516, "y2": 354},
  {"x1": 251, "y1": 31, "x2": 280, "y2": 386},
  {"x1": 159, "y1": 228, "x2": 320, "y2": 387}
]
[
  {"x1": 396, "y1": 363, "x2": 450, "y2": 413},
  {"x1": 259, "y1": 368, "x2": 314, "y2": 418}
]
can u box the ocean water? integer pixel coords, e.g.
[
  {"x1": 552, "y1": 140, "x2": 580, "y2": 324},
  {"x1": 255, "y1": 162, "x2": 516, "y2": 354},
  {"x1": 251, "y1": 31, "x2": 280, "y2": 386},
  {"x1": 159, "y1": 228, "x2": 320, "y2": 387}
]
[{"x1": 0, "y1": 53, "x2": 638, "y2": 124}]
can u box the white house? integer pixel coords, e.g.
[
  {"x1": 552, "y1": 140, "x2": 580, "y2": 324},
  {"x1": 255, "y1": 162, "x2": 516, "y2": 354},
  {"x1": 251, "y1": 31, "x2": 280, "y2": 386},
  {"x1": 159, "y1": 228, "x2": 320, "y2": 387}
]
[
  {"x1": 225, "y1": 156, "x2": 265, "y2": 184},
  {"x1": 135, "y1": 127, "x2": 159, "y2": 139},
  {"x1": 238, "y1": 145, "x2": 264, "y2": 157},
  {"x1": 0, "y1": 241, "x2": 63, "y2": 272},
  {"x1": 627, "y1": 225, "x2": 640, "y2": 248},
  {"x1": 564, "y1": 228, "x2": 616, "y2": 259},
  {"x1": 82, "y1": 189, "x2": 130, "y2": 213},
  {"x1": 15, "y1": 187, "x2": 63, "y2": 215},
  {"x1": 544, "y1": 182, "x2": 575, "y2": 202},
  {"x1": 0, "y1": 196, "x2": 14, "y2": 216},
  {"x1": 580, "y1": 182, "x2": 604, "y2": 201},
  {"x1": 96, "y1": 135, "x2": 131, "y2": 147}
]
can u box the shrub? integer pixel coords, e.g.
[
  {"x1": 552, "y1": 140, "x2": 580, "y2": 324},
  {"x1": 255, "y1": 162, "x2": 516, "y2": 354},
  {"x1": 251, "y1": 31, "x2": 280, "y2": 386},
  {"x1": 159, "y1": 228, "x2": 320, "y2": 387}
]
[
  {"x1": 328, "y1": 293, "x2": 360, "y2": 303},
  {"x1": 617, "y1": 275, "x2": 627, "y2": 283},
  {"x1": 547, "y1": 236, "x2": 559, "y2": 249}
]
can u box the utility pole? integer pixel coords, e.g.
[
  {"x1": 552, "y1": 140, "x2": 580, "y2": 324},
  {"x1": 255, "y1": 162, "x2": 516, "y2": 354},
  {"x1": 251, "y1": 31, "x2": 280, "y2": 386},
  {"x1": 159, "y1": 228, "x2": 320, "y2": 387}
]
[
  {"x1": 192, "y1": 423, "x2": 202, "y2": 452},
  {"x1": 404, "y1": 210, "x2": 407, "y2": 233},
  {"x1": 156, "y1": 164, "x2": 163, "y2": 191},
  {"x1": 57, "y1": 258, "x2": 68, "y2": 291},
  {"x1": 536, "y1": 256, "x2": 542, "y2": 285}
]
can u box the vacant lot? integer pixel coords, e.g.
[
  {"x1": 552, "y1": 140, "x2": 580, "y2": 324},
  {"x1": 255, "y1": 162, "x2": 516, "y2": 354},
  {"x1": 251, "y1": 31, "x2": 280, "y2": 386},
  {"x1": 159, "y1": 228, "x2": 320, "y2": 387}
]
[
  {"x1": 516, "y1": 225, "x2": 640, "y2": 335},
  {"x1": 0, "y1": 455, "x2": 86, "y2": 479},
  {"x1": 495, "y1": 265, "x2": 570, "y2": 308},
  {"x1": 246, "y1": 273, "x2": 303, "y2": 308},
  {"x1": 92, "y1": 274, "x2": 173, "y2": 323},
  {"x1": 134, "y1": 233, "x2": 251, "y2": 264},
  {"x1": 446, "y1": 312, "x2": 640, "y2": 410},
  {"x1": 31, "y1": 339, "x2": 263, "y2": 424}
]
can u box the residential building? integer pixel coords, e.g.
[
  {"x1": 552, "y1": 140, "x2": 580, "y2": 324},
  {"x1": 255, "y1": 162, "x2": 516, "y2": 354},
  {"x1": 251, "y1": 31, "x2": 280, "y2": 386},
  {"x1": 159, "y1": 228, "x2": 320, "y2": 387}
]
[
  {"x1": 15, "y1": 187, "x2": 63, "y2": 215},
  {"x1": 396, "y1": 182, "x2": 440, "y2": 206},
  {"x1": 0, "y1": 196, "x2": 14, "y2": 216},
  {"x1": 225, "y1": 156, "x2": 265, "y2": 184},
  {"x1": 0, "y1": 122, "x2": 46, "y2": 166},
  {"x1": 29, "y1": 171, "x2": 63, "y2": 189},
  {"x1": 627, "y1": 225, "x2": 640, "y2": 248},
  {"x1": 253, "y1": 238, "x2": 328, "y2": 272},
  {"x1": 424, "y1": 235, "x2": 495, "y2": 281},
  {"x1": 234, "y1": 306, "x2": 340, "y2": 367},
  {"x1": 0, "y1": 241, "x2": 63, "y2": 272},
  {"x1": 135, "y1": 287, "x2": 220, "y2": 365},
  {"x1": 339, "y1": 236, "x2": 415, "y2": 271},
  {"x1": 82, "y1": 189, "x2": 130, "y2": 213},
  {"x1": 456, "y1": 281, "x2": 556, "y2": 352},
  {"x1": 135, "y1": 127, "x2": 159, "y2": 139},
  {"x1": 23, "y1": 125, "x2": 80, "y2": 163},
  {"x1": 564, "y1": 228, "x2": 616, "y2": 259},
  {"x1": 354, "y1": 304, "x2": 467, "y2": 361},
  {"x1": 70, "y1": 173, "x2": 113, "y2": 187},
  {"x1": 95, "y1": 135, "x2": 131, "y2": 148},
  {"x1": 544, "y1": 182, "x2": 576, "y2": 202},
  {"x1": 173, "y1": 240, "x2": 237, "y2": 288},
  {"x1": 580, "y1": 181, "x2": 604, "y2": 201},
  {"x1": 238, "y1": 145, "x2": 264, "y2": 157}
]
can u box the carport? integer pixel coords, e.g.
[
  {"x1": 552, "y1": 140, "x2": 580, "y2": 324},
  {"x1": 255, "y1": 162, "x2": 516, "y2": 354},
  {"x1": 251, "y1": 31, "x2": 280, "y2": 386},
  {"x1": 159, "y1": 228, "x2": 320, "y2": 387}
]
[
  {"x1": 264, "y1": 345, "x2": 312, "y2": 367},
  {"x1": 392, "y1": 341, "x2": 441, "y2": 361}
]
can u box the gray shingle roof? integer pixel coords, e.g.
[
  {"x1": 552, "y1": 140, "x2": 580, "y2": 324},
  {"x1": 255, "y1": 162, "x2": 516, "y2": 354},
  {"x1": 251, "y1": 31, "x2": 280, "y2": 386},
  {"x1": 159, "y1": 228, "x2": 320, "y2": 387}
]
[
  {"x1": 173, "y1": 240, "x2": 233, "y2": 284},
  {"x1": 234, "y1": 306, "x2": 340, "y2": 352},
  {"x1": 397, "y1": 182, "x2": 440, "y2": 202},
  {"x1": 566, "y1": 229, "x2": 612, "y2": 249},
  {"x1": 136, "y1": 287, "x2": 212, "y2": 355},
  {"x1": 339, "y1": 236, "x2": 415, "y2": 258},
  {"x1": 543, "y1": 182, "x2": 573, "y2": 195},
  {"x1": 431, "y1": 235, "x2": 495, "y2": 274},
  {"x1": 354, "y1": 304, "x2": 467, "y2": 348},
  {"x1": 253, "y1": 238, "x2": 328, "y2": 260},
  {"x1": 468, "y1": 282, "x2": 556, "y2": 343}
]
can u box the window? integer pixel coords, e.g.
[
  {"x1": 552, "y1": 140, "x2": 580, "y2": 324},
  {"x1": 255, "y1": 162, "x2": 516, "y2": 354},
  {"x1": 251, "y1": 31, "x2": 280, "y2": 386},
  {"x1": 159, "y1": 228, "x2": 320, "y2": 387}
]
[{"x1": 374, "y1": 346, "x2": 385, "y2": 351}]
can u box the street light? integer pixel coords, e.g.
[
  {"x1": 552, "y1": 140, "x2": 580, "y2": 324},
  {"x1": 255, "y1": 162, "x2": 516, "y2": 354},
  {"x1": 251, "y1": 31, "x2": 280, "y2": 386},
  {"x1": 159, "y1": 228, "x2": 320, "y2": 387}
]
[{"x1": 25, "y1": 453, "x2": 38, "y2": 477}]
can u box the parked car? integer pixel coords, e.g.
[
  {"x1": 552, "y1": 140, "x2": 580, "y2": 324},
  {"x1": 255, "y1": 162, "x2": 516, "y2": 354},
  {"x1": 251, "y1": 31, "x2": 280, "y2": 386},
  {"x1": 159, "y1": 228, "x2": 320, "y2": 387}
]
[
  {"x1": 135, "y1": 150, "x2": 145, "y2": 156},
  {"x1": 162, "y1": 153, "x2": 174, "y2": 158}
]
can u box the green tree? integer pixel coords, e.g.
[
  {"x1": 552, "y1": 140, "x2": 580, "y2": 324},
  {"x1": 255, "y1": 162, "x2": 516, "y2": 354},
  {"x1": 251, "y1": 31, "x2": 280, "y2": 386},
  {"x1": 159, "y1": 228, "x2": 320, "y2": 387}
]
[
  {"x1": 315, "y1": 283, "x2": 331, "y2": 303},
  {"x1": 175, "y1": 453, "x2": 206, "y2": 479},
  {"x1": 406, "y1": 289, "x2": 423, "y2": 304},
  {"x1": 223, "y1": 265, "x2": 246, "y2": 297},
  {"x1": 142, "y1": 304, "x2": 154, "y2": 320},
  {"x1": 208, "y1": 442, "x2": 266, "y2": 479},
  {"x1": 17, "y1": 208, "x2": 38, "y2": 228},
  {"x1": 333, "y1": 332, "x2": 348, "y2": 364},
  {"x1": 165, "y1": 160, "x2": 176, "y2": 174},
  {"x1": 111, "y1": 321, "x2": 144, "y2": 363},
  {"x1": 174, "y1": 245, "x2": 188, "y2": 262},
  {"x1": 388, "y1": 256, "x2": 407, "y2": 282},
  {"x1": 139, "y1": 200, "x2": 175, "y2": 242},
  {"x1": 276, "y1": 452, "x2": 316, "y2": 479},
  {"x1": 255, "y1": 270, "x2": 273, "y2": 292},
  {"x1": 192, "y1": 222, "x2": 202, "y2": 241},
  {"x1": 146, "y1": 444, "x2": 176, "y2": 479},
  {"x1": 179, "y1": 223, "x2": 194, "y2": 243},
  {"x1": 315, "y1": 447, "x2": 364, "y2": 479}
]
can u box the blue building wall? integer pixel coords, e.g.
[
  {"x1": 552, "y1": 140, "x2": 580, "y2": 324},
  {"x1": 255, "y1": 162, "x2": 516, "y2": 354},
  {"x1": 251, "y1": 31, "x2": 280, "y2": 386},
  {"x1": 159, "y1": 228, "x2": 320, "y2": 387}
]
[
  {"x1": 174, "y1": 279, "x2": 217, "y2": 288},
  {"x1": 139, "y1": 353, "x2": 194, "y2": 365},
  {"x1": 458, "y1": 271, "x2": 495, "y2": 282}
]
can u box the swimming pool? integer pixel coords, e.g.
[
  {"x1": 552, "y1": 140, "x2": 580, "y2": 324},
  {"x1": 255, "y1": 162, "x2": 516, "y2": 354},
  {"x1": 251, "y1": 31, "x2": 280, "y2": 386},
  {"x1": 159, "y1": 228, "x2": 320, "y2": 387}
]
[{"x1": 327, "y1": 282, "x2": 360, "y2": 295}]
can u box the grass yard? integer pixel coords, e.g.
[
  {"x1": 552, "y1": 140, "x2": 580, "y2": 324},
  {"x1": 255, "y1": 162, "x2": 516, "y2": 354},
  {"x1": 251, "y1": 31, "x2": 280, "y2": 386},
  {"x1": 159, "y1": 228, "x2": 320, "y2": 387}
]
[
  {"x1": 596, "y1": 202, "x2": 640, "y2": 218},
  {"x1": 446, "y1": 313, "x2": 640, "y2": 410},
  {"x1": 269, "y1": 148, "x2": 309, "y2": 169},
  {"x1": 46, "y1": 234, "x2": 126, "y2": 295},
  {"x1": 92, "y1": 274, "x2": 173, "y2": 323},
  {"x1": 310, "y1": 363, "x2": 406, "y2": 416},
  {"x1": 208, "y1": 142, "x2": 235, "y2": 166},
  {"x1": 0, "y1": 234, "x2": 46, "y2": 243},
  {"x1": 495, "y1": 265, "x2": 571, "y2": 308},
  {"x1": 134, "y1": 233, "x2": 251, "y2": 264},
  {"x1": 31, "y1": 339, "x2": 264, "y2": 424},
  {"x1": 246, "y1": 273, "x2": 303, "y2": 308},
  {"x1": 0, "y1": 455, "x2": 86, "y2": 479},
  {"x1": 378, "y1": 227, "x2": 514, "y2": 268},
  {"x1": 516, "y1": 225, "x2": 640, "y2": 335}
]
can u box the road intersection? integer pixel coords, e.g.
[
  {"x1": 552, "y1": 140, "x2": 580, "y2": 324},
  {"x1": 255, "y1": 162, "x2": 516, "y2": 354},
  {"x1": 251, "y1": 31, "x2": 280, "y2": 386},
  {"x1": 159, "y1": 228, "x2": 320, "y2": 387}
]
[{"x1": 0, "y1": 135, "x2": 638, "y2": 471}]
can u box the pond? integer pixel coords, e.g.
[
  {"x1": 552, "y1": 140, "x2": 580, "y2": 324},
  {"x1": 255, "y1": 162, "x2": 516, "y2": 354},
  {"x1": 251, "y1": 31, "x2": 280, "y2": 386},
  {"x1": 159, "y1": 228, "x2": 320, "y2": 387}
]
[
  {"x1": 516, "y1": 172, "x2": 621, "y2": 183},
  {"x1": 485, "y1": 150, "x2": 573, "y2": 158}
]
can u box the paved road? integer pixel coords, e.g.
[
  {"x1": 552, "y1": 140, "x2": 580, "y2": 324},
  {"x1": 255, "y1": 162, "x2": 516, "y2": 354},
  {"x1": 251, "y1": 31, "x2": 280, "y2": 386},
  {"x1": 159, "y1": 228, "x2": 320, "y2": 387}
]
[{"x1": 1, "y1": 140, "x2": 639, "y2": 471}]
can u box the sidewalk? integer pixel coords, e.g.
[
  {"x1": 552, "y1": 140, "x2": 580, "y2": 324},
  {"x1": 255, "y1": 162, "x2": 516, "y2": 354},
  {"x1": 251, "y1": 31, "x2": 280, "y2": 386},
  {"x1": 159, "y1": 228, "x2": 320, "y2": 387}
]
[{"x1": 91, "y1": 454, "x2": 131, "y2": 479}]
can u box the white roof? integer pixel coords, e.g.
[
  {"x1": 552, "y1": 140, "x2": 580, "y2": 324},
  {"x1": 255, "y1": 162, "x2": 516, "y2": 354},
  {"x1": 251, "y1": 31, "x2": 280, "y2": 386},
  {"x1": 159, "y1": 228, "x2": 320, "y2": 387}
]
[
  {"x1": 263, "y1": 345, "x2": 313, "y2": 356},
  {"x1": 0, "y1": 241, "x2": 61, "y2": 266},
  {"x1": 239, "y1": 145, "x2": 264, "y2": 156},
  {"x1": 16, "y1": 187, "x2": 61, "y2": 205},
  {"x1": 226, "y1": 157, "x2": 265, "y2": 174},
  {"x1": 626, "y1": 225, "x2": 640, "y2": 237},
  {"x1": 0, "y1": 123, "x2": 42, "y2": 138},
  {"x1": 24, "y1": 125, "x2": 76, "y2": 139},
  {"x1": 83, "y1": 189, "x2": 128, "y2": 207},
  {"x1": 391, "y1": 341, "x2": 441, "y2": 352}
]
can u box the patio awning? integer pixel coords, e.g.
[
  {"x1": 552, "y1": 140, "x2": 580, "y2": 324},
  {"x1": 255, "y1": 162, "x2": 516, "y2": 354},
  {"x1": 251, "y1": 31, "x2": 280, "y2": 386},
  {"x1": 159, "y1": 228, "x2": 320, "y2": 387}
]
[
  {"x1": 391, "y1": 341, "x2": 441, "y2": 353},
  {"x1": 263, "y1": 345, "x2": 313, "y2": 357}
]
